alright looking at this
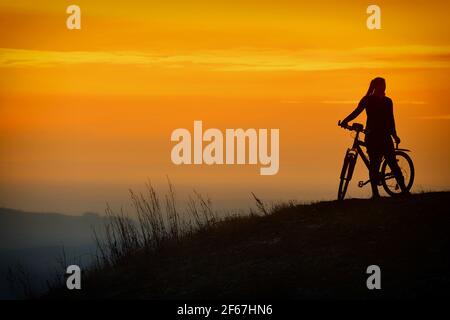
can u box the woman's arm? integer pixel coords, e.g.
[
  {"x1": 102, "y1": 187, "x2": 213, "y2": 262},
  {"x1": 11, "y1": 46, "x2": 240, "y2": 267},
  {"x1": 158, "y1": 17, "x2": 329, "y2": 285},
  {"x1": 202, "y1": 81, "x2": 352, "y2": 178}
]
[
  {"x1": 388, "y1": 99, "x2": 401, "y2": 143},
  {"x1": 341, "y1": 97, "x2": 366, "y2": 125}
]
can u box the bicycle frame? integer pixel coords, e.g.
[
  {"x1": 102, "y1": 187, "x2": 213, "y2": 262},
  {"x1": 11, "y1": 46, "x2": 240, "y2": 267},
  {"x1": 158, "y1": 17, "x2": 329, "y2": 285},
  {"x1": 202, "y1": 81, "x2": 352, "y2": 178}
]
[
  {"x1": 349, "y1": 131, "x2": 370, "y2": 170},
  {"x1": 345, "y1": 130, "x2": 374, "y2": 188}
]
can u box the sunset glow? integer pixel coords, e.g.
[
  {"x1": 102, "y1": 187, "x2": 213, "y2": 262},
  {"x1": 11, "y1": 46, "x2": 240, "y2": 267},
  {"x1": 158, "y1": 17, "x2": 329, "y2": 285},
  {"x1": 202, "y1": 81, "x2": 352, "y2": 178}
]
[{"x1": 1, "y1": 0, "x2": 449, "y2": 214}]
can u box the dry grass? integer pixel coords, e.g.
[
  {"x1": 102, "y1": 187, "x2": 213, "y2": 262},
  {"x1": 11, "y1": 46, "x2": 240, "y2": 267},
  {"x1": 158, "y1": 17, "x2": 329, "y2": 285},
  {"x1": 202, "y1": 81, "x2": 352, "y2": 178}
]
[{"x1": 92, "y1": 179, "x2": 228, "y2": 269}]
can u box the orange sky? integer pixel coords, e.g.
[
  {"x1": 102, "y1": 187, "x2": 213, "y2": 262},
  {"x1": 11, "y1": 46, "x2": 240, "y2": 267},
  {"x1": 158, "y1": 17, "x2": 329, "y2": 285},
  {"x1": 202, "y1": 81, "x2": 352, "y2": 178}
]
[{"x1": 0, "y1": 0, "x2": 449, "y2": 214}]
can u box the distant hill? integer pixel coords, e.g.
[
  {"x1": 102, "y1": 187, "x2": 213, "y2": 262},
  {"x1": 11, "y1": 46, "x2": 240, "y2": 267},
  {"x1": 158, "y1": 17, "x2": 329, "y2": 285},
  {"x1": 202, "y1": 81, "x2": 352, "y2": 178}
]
[
  {"x1": 45, "y1": 192, "x2": 450, "y2": 299},
  {"x1": 0, "y1": 208, "x2": 103, "y2": 250},
  {"x1": 0, "y1": 208, "x2": 105, "y2": 299}
]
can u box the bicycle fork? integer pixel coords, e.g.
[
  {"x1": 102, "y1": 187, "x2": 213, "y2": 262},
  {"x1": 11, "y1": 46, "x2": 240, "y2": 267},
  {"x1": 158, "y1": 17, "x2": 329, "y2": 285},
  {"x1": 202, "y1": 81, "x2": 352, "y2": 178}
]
[{"x1": 341, "y1": 148, "x2": 358, "y2": 181}]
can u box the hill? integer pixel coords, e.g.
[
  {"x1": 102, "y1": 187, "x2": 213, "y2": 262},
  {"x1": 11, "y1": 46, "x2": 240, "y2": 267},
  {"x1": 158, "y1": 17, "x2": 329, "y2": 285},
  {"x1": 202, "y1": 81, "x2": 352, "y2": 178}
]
[
  {"x1": 0, "y1": 208, "x2": 103, "y2": 250},
  {"x1": 46, "y1": 192, "x2": 450, "y2": 299}
]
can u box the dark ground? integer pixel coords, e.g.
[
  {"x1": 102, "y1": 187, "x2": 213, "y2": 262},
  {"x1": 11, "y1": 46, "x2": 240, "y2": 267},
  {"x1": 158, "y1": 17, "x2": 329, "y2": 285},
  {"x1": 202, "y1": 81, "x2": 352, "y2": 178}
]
[{"x1": 46, "y1": 192, "x2": 450, "y2": 299}]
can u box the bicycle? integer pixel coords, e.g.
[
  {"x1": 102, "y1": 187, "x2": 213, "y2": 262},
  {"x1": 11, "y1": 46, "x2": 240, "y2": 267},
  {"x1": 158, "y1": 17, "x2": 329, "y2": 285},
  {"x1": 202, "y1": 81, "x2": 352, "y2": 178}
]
[{"x1": 337, "y1": 121, "x2": 415, "y2": 200}]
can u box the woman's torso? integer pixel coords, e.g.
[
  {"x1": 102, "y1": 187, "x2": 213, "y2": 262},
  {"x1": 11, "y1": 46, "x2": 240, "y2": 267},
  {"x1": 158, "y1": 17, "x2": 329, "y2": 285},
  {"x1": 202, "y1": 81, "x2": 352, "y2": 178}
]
[{"x1": 364, "y1": 95, "x2": 394, "y2": 151}]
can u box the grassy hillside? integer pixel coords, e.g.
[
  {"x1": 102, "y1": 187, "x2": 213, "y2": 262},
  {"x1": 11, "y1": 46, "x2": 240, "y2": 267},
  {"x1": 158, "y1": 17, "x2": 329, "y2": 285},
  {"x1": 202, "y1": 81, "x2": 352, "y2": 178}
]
[{"x1": 46, "y1": 192, "x2": 450, "y2": 299}]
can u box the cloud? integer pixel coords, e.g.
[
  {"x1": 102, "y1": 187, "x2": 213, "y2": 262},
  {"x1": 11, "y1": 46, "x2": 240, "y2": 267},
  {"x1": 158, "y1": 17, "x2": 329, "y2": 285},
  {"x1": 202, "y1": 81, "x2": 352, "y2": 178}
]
[
  {"x1": 321, "y1": 100, "x2": 428, "y2": 106},
  {"x1": 397, "y1": 101, "x2": 428, "y2": 105},
  {"x1": 279, "y1": 100, "x2": 303, "y2": 104},
  {"x1": 415, "y1": 115, "x2": 450, "y2": 120},
  {"x1": 321, "y1": 100, "x2": 359, "y2": 105},
  {"x1": 1, "y1": 46, "x2": 450, "y2": 71}
]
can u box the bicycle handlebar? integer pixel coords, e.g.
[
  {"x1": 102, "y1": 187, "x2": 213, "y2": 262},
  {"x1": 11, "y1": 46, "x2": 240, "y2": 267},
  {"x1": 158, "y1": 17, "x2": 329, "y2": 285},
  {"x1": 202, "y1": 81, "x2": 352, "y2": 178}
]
[
  {"x1": 337, "y1": 120, "x2": 365, "y2": 133},
  {"x1": 338, "y1": 121, "x2": 400, "y2": 148}
]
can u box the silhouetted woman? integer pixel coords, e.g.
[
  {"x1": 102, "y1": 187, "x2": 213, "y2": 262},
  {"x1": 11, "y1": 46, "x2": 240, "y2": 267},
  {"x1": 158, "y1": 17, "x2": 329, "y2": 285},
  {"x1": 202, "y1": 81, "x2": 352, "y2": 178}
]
[{"x1": 340, "y1": 77, "x2": 409, "y2": 198}]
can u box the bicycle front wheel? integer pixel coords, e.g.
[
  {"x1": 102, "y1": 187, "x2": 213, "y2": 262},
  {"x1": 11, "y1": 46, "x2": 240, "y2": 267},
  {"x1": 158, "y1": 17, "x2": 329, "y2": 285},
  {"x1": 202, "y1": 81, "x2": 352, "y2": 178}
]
[
  {"x1": 381, "y1": 150, "x2": 415, "y2": 196},
  {"x1": 338, "y1": 151, "x2": 357, "y2": 201}
]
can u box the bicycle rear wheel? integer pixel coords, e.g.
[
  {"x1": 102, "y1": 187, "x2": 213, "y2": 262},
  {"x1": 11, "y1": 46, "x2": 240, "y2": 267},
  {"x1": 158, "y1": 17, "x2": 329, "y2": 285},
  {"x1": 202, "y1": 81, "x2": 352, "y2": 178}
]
[
  {"x1": 381, "y1": 150, "x2": 414, "y2": 196},
  {"x1": 338, "y1": 151, "x2": 357, "y2": 200}
]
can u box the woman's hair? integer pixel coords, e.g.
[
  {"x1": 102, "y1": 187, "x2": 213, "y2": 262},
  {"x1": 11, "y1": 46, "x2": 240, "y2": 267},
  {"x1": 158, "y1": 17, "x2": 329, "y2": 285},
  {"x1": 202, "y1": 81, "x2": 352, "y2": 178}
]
[{"x1": 365, "y1": 77, "x2": 386, "y2": 96}]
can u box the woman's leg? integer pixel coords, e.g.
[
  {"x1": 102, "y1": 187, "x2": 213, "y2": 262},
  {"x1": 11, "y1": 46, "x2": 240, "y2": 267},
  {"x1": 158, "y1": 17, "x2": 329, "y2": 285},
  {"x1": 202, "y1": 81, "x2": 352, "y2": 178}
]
[
  {"x1": 368, "y1": 150, "x2": 383, "y2": 198},
  {"x1": 384, "y1": 149, "x2": 409, "y2": 194}
]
